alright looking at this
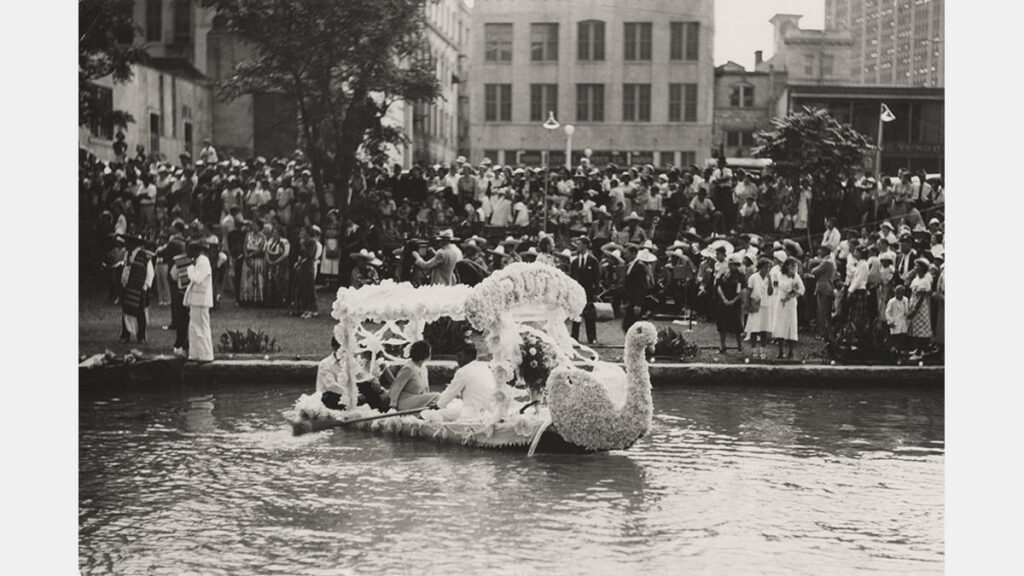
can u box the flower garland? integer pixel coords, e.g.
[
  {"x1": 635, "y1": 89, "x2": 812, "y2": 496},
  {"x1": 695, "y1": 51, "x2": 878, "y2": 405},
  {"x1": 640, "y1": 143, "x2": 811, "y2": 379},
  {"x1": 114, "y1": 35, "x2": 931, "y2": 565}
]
[
  {"x1": 463, "y1": 262, "x2": 587, "y2": 330},
  {"x1": 331, "y1": 279, "x2": 473, "y2": 324}
]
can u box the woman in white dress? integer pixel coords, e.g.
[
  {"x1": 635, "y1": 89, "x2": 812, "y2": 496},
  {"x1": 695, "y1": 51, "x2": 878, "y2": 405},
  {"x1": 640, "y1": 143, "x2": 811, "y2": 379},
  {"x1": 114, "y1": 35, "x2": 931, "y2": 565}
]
[
  {"x1": 772, "y1": 258, "x2": 805, "y2": 359},
  {"x1": 746, "y1": 259, "x2": 774, "y2": 360}
]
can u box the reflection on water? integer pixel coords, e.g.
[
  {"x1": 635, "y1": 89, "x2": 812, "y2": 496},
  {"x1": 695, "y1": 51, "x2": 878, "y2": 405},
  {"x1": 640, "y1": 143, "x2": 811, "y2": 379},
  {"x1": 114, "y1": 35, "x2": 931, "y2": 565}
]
[{"x1": 80, "y1": 383, "x2": 943, "y2": 575}]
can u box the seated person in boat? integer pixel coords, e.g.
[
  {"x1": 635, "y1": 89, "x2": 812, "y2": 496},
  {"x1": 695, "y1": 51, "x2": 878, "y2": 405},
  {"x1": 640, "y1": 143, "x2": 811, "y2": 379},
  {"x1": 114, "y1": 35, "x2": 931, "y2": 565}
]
[
  {"x1": 428, "y1": 342, "x2": 500, "y2": 421},
  {"x1": 388, "y1": 341, "x2": 441, "y2": 411},
  {"x1": 316, "y1": 337, "x2": 355, "y2": 410},
  {"x1": 352, "y1": 350, "x2": 391, "y2": 413}
]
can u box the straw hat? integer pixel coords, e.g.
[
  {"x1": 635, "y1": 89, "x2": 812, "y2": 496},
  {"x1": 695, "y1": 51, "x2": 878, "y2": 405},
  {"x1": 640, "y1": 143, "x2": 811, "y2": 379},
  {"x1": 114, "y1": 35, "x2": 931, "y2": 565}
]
[
  {"x1": 701, "y1": 239, "x2": 735, "y2": 258},
  {"x1": 487, "y1": 245, "x2": 508, "y2": 256},
  {"x1": 667, "y1": 248, "x2": 685, "y2": 260},
  {"x1": 623, "y1": 211, "x2": 643, "y2": 222},
  {"x1": 555, "y1": 248, "x2": 573, "y2": 259},
  {"x1": 350, "y1": 248, "x2": 382, "y2": 267},
  {"x1": 606, "y1": 249, "x2": 624, "y2": 264},
  {"x1": 637, "y1": 249, "x2": 658, "y2": 263},
  {"x1": 435, "y1": 229, "x2": 459, "y2": 243},
  {"x1": 728, "y1": 252, "x2": 745, "y2": 265},
  {"x1": 773, "y1": 250, "x2": 788, "y2": 262},
  {"x1": 501, "y1": 236, "x2": 522, "y2": 247}
]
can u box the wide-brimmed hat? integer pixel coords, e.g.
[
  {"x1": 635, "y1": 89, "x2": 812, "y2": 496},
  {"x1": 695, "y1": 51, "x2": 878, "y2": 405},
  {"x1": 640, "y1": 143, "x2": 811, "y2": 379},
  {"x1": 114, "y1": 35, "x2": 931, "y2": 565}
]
[
  {"x1": 746, "y1": 247, "x2": 760, "y2": 260},
  {"x1": 701, "y1": 239, "x2": 734, "y2": 258},
  {"x1": 782, "y1": 238, "x2": 804, "y2": 257},
  {"x1": 667, "y1": 248, "x2": 685, "y2": 260},
  {"x1": 350, "y1": 248, "x2": 378, "y2": 261},
  {"x1": 501, "y1": 236, "x2": 522, "y2": 247},
  {"x1": 461, "y1": 240, "x2": 481, "y2": 253},
  {"x1": 605, "y1": 249, "x2": 624, "y2": 264},
  {"x1": 728, "y1": 253, "x2": 745, "y2": 265},
  {"x1": 623, "y1": 211, "x2": 643, "y2": 222},
  {"x1": 555, "y1": 248, "x2": 573, "y2": 259},
  {"x1": 593, "y1": 205, "x2": 611, "y2": 219},
  {"x1": 640, "y1": 240, "x2": 658, "y2": 252},
  {"x1": 636, "y1": 249, "x2": 658, "y2": 263},
  {"x1": 773, "y1": 250, "x2": 788, "y2": 263},
  {"x1": 435, "y1": 229, "x2": 459, "y2": 242},
  {"x1": 487, "y1": 245, "x2": 508, "y2": 257}
]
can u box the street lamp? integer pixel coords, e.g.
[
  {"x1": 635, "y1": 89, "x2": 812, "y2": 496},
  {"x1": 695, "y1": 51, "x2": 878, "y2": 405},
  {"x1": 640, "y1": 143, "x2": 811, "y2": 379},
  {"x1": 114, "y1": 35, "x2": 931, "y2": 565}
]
[
  {"x1": 564, "y1": 124, "x2": 575, "y2": 171},
  {"x1": 542, "y1": 111, "x2": 560, "y2": 232}
]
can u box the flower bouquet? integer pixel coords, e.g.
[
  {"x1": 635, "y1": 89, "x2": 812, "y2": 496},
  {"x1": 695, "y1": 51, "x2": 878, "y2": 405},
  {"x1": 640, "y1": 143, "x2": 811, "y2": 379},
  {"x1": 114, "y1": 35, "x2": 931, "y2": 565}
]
[{"x1": 518, "y1": 332, "x2": 557, "y2": 395}]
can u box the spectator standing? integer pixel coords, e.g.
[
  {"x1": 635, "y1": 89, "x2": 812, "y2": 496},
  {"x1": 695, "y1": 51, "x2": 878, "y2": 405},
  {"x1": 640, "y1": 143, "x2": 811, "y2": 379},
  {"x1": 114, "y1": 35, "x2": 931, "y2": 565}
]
[
  {"x1": 773, "y1": 258, "x2": 805, "y2": 359},
  {"x1": 239, "y1": 220, "x2": 267, "y2": 307},
  {"x1": 809, "y1": 246, "x2": 836, "y2": 339},
  {"x1": 905, "y1": 258, "x2": 934, "y2": 358},
  {"x1": 746, "y1": 259, "x2": 774, "y2": 360},
  {"x1": 184, "y1": 239, "x2": 214, "y2": 362},
  {"x1": 293, "y1": 225, "x2": 319, "y2": 318},
  {"x1": 265, "y1": 226, "x2": 291, "y2": 307},
  {"x1": 715, "y1": 254, "x2": 745, "y2": 354}
]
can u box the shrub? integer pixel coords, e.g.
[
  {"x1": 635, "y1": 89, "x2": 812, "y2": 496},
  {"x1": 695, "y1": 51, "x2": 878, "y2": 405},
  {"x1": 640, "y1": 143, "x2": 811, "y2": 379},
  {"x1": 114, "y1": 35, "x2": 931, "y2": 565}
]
[
  {"x1": 653, "y1": 327, "x2": 700, "y2": 360},
  {"x1": 218, "y1": 328, "x2": 280, "y2": 354},
  {"x1": 826, "y1": 319, "x2": 892, "y2": 363},
  {"x1": 421, "y1": 317, "x2": 473, "y2": 356}
]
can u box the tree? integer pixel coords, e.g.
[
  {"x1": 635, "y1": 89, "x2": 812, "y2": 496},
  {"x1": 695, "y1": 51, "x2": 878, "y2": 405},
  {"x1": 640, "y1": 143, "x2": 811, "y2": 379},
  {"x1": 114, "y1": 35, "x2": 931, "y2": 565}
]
[
  {"x1": 753, "y1": 107, "x2": 873, "y2": 197},
  {"x1": 202, "y1": 0, "x2": 441, "y2": 210},
  {"x1": 79, "y1": 0, "x2": 148, "y2": 130}
]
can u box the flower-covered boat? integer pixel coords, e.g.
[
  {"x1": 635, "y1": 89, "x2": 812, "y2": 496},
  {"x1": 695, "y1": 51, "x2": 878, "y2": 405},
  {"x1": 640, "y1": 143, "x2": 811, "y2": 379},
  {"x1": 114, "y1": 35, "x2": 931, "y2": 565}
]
[{"x1": 284, "y1": 263, "x2": 658, "y2": 455}]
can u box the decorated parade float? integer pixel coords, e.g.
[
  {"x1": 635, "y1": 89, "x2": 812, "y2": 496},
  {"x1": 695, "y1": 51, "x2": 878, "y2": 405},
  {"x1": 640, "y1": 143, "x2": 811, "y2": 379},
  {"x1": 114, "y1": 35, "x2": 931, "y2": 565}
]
[{"x1": 285, "y1": 262, "x2": 658, "y2": 454}]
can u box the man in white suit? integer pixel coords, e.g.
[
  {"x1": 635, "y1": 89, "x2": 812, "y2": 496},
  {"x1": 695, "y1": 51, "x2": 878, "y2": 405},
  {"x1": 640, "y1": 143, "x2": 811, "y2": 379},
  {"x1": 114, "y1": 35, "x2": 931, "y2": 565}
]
[{"x1": 184, "y1": 239, "x2": 215, "y2": 362}]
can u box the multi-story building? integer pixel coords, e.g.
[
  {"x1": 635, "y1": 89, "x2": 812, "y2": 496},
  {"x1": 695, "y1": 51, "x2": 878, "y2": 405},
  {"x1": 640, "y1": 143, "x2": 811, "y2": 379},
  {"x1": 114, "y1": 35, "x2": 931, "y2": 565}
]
[
  {"x1": 468, "y1": 0, "x2": 715, "y2": 169},
  {"x1": 80, "y1": 0, "x2": 214, "y2": 162},
  {"x1": 776, "y1": 83, "x2": 944, "y2": 173},
  {"x1": 824, "y1": 0, "x2": 944, "y2": 87},
  {"x1": 713, "y1": 55, "x2": 787, "y2": 158},
  {"x1": 755, "y1": 14, "x2": 854, "y2": 84},
  {"x1": 412, "y1": 0, "x2": 471, "y2": 166}
]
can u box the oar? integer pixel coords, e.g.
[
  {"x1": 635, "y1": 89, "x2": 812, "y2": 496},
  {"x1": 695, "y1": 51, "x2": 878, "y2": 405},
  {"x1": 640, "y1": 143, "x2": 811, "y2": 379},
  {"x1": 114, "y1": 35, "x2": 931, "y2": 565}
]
[{"x1": 292, "y1": 406, "x2": 431, "y2": 436}]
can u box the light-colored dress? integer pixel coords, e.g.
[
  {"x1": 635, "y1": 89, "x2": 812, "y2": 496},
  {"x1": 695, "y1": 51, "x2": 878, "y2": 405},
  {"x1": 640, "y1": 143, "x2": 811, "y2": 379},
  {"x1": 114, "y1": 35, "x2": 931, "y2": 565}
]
[
  {"x1": 746, "y1": 272, "x2": 773, "y2": 334},
  {"x1": 772, "y1": 274, "x2": 805, "y2": 341},
  {"x1": 390, "y1": 361, "x2": 440, "y2": 411}
]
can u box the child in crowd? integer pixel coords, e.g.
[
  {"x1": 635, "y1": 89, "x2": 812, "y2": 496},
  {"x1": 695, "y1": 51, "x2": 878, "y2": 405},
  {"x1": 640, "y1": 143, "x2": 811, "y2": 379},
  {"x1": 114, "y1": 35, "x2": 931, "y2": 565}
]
[{"x1": 885, "y1": 285, "x2": 909, "y2": 353}]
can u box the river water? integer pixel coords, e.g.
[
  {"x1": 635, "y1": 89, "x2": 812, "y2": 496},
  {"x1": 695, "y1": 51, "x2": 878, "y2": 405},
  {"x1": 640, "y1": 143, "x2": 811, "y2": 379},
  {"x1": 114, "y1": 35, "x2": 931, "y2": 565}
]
[{"x1": 80, "y1": 382, "x2": 943, "y2": 575}]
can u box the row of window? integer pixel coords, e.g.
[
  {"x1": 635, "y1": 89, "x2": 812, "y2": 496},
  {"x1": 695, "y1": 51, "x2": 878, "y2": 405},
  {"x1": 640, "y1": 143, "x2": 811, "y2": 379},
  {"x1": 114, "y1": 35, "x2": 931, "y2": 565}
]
[
  {"x1": 480, "y1": 150, "x2": 698, "y2": 168},
  {"x1": 484, "y1": 21, "x2": 700, "y2": 63},
  {"x1": 145, "y1": 0, "x2": 193, "y2": 44},
  {"x1": 483, "y1": 83, "x2": 699, "y2": 123}
]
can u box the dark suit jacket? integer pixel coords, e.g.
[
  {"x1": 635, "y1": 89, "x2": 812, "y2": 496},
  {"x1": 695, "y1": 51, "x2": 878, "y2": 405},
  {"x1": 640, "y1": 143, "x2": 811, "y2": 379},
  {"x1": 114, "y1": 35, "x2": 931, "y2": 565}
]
[
  {"x1": 569, "y1": 252, "x2": 602, "y2": 301},
  {"x1": 810, "y1": 258, "x2": 837, "y2": 297},
  {"x1": 624, "y1": 261, "x2": 651, "y2": 303}
]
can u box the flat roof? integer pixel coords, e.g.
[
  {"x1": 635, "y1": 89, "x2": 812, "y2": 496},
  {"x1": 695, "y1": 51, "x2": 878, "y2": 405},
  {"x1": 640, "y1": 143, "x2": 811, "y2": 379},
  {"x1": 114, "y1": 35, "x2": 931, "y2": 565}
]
[{"x1": 786, "y1": 83, "x2": 944, "y2": 100}]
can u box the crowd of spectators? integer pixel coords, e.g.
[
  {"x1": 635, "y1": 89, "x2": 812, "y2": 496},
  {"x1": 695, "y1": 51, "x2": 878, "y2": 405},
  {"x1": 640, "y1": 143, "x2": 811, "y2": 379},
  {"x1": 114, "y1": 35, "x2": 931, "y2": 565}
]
[{"x1": 80, "y1": 134, "x2": 945, "y2": 360}]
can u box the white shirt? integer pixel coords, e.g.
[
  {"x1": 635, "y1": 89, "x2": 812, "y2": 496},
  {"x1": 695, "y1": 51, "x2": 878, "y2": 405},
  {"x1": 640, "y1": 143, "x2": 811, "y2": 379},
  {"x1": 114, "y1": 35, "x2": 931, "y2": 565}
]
[
  {"x1": 847, "y1": 260, "x2": 870, "y2": 292},
  {"x1": 821, "y1": 228, "x2": 841, "y2": 252},
  {"x1": 436, "y1": 361, "x2": 498, "y2": 412},
  {"x1": 512, "y1": 201, "x2": 530, "y2": 226},
  {"x1": 885, "y1": 297, "x2": 909, "y2": 334},
  {"x1": 315, "y1": 352, "x2": 353, "y2": 407}
]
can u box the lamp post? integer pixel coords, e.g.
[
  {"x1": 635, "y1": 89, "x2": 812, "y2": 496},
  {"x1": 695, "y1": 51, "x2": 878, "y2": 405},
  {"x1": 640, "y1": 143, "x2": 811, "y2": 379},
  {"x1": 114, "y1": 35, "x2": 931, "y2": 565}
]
[
  {"x1": 564, "y1": 124, "x2": 575, "y2": 171},
  {"x1": 542, "y1": 111, "x2": 560, "y2": 233}
]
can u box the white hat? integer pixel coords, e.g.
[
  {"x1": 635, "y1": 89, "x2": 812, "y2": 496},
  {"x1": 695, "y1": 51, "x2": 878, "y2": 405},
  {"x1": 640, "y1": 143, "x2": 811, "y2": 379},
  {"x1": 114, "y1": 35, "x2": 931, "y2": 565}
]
[
  {"x1": 608, "y1": 249, "x2": 624, "y2": 263},
  {"x1": 637, "y1": 249, "x2": 658, "y2": 263},
  {"x1": 488, "y1": 244, "x2": 507, "y2": 256},
  {"x1": 667, "y1": 248, "x2": 685, "y2": 259},
  {"x1": 929, "y1": 218, "x2": 941, "y2": 226},
  {"x1": 773, "y1": 250, "x2": 788, "y2": 262},
  {"x1": 435, "y1": 229, "x2": 458, "y2": 241},
  {"x1": 456, "y1": 155, "x2": 467, "y2": 163},
  {"x1": 558, "y1": 248, "x2": 573, "y2": 259},
  {"x1": 624, "y1": 211, "x2": 643, "y2": 222},
  {"x1": 746, "y1": 247, "x2": 760, "y2": 259},
  {"x1": 931, "y1": 244, "x2": 945, "y2": 259},
  {"x1": 880, "y1": 250, "x2": 897, "y2": 262},
  {"x1": 641, "y1": 239, "x2": 658, "y2": 252},
  {"x1": 513, "y1": 168, "x2": 525, "y2": 175},
  {"x1": 728, "y1": 253, "x2": 745, "y2": 264}
]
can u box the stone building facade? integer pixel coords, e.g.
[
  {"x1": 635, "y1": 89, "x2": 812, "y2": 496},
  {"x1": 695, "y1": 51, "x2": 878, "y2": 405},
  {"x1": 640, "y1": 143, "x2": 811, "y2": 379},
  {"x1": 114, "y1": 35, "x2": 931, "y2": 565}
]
[
  {"x1": 712, "y1": 59, "x2": 787, "y2": 159},
  {"x1": 824, "y1": 0, "x2": 944, "y2": 87},
  {"x1": 467, "y1": 0, "x2": 715, "y2": 168},
  {"x1": 755, "y1": 14, "x2": 855, "y2": 85}
]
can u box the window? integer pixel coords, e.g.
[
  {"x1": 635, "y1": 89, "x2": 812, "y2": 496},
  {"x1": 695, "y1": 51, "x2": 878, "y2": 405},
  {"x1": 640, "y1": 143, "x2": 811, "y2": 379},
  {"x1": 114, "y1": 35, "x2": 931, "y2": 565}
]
[
  {"x1": 821, "y1": 54, "x2": 835, "y2": 76},
  {"x1": 484, "y1": 84, "x2": 512, "y2": 122},
  {"x1": 484, "y1": 23, "x2": 513, "y2": 62},
  {"x1": 530, "y1": 84, "x2": 558, "y2": 122},
  {"x1": 530, "y1": 23, "x2": 558, "y2": 61},
  {"x1": 576, "y1": 84, "x2": 604, "y2": 122},
  {"x1": 184, "y1": 122, "x2": 193, "y2": 158},
  {"x1": 623, "y1": 84, "x2": 651, "y2": 122},
  {"x1": 670, "y1": 22, "x2": 700, "y2": 60},
  {"x1": 668, "y1": 83, "x2": 698, "y2": 122},
  {"x1": 726, "y1": 130, "x2": 755, "y2": 147},
  {"x1": 680, "y1": 151, "x2": 696, "y2": 167},
  {"x1": 729, "y1": 84, "x2": 755, "y2": 108},
  {"x1": 578, "y1": 20, "x2": 605, "y2": 61},
  {"x1": 484, "y1": 150, "x2": 499, "y2": 163},
  {"x1": 146, "y1": 0, "x2": 162, "y2": 42},
  {"x1": 173, "y1": 0, "x2": 192, "y2": 45},
  {"x1": 624, "y1": 22, "x2": 652, "y2": 61},
  {"x1": 150, "y1": 113, "x2": 161, "y2": 153},
  {"x1": 86, "y1": 84, "x2": 114, "y2": 140},
  {"x1": 804, "y1": 53, "x2": 816, "y2": 75}
]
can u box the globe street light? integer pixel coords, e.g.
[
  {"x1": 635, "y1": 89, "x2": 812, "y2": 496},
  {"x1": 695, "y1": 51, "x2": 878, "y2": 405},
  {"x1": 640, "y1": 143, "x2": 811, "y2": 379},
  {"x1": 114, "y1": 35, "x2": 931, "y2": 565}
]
[{"x1": 542, "y1": 111, "x2": 560, "y2": 232}]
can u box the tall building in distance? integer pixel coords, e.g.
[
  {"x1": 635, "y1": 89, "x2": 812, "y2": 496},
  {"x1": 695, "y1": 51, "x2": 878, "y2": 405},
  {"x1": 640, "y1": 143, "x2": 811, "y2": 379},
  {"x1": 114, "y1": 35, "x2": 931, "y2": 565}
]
[
  {"x1": 412, "y1": 0, "x2": 471, "y2": 166},
  {"x1": 468, "y1": 0, "x2": 715, "y2": 168},
  {"x1": 824, "y1": 0, "x2": 944, "y2": 87}
]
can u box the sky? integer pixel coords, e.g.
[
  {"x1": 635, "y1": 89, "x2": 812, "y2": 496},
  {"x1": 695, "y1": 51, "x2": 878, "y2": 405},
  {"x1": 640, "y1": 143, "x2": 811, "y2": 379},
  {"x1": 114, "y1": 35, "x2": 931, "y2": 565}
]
[{"x1": 714, "y1": 0, "x2": 825, "y2": 68}]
